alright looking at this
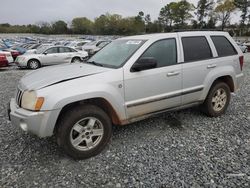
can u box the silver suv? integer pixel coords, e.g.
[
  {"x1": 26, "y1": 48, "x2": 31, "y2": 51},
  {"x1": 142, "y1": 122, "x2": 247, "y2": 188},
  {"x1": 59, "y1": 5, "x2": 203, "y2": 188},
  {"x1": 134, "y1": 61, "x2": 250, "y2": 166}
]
[{"x1": 9, "y1": 31, "x2": 244, "y2": 159}]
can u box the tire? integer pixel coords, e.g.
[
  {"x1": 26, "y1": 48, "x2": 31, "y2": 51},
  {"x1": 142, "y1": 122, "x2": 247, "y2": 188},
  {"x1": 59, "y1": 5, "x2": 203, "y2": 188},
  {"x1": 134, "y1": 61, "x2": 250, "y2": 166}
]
[
  {"x1": 71, "y1": 57, "x2": 81, "y2": 63},
  {"x1": 201, "y1": 82, "x2": 231, "y2": 117},
  {"x1": 56, "y1": 104, "x2": 112, "y2": 160},
  {"x1": 28, "y1": 59, "x2": 40, "y2": 69}
]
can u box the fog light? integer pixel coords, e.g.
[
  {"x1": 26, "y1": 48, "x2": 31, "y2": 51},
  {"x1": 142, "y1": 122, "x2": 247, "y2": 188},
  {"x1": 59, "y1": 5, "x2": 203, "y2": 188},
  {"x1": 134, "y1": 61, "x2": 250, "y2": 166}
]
[{"x1": 20, "y1": 122, "x2": 28, "y2": 131}]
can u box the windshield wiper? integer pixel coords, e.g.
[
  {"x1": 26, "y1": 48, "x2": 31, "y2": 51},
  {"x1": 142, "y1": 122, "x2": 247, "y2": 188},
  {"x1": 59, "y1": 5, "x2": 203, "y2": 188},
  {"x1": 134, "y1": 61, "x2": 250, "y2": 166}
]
[{"x1": 86, "y1": 61, "x2": 103, "y2": 67}]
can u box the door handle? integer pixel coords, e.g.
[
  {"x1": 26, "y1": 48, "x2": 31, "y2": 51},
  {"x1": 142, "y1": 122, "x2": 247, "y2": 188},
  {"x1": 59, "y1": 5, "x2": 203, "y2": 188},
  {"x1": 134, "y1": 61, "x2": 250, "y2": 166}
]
[
  {"x1": 167, "y1": 71, "x2": 180, "y2": 77},
  {"x1": 207, "y1": 64, "x2": 217, "y2": 69}
]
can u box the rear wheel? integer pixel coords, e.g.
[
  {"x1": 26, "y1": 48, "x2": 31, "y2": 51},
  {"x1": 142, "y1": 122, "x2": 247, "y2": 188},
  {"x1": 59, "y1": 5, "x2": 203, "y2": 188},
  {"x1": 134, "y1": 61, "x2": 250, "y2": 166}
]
[
  {"x1": 28, "y1": 59, "x2": 40, "y2": 69},
  {"x1": 56, "y1": 105, "x2": 112, "y2": 160},
  {"x1": 201, "y1": 82, "x2": 231, "y2": 117}
]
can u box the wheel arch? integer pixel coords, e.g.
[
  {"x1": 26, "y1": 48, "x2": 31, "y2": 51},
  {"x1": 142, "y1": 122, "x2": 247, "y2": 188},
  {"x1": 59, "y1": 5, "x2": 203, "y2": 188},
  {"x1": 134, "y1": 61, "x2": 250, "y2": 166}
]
[{"x1": 54, "y1": 97, "x2": 122, "y2": 134}]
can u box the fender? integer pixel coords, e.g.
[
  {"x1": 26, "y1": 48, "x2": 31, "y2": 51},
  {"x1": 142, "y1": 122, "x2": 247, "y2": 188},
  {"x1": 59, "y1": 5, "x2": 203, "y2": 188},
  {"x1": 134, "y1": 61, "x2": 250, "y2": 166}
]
[
  {"x1": 38, "y1": 81, "x2": 127, "y2": 122},
  {"x1": 200, "y1": 65, "x2": 236, "y2": 101}
]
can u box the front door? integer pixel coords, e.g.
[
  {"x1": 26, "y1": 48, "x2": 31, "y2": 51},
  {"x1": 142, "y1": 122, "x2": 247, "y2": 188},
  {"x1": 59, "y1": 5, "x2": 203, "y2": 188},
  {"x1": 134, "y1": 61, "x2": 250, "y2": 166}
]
[{"x1": 124, "y1": 37, "x2": 182, "y2": 119}]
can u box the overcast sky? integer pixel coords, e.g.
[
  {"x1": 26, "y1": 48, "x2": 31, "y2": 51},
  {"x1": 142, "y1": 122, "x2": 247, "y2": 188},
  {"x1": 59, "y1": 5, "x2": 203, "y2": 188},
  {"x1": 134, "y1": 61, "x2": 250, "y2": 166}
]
[{"x1": 1, "y1": 0, "x2": 203, "y2": 25}]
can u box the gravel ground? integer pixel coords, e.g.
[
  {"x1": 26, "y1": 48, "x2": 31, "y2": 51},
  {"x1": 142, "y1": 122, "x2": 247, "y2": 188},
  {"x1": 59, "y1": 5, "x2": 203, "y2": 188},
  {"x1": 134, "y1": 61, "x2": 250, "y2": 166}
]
[{"x1": 0, "y1": 55, "x2": 250, "y2": 188}]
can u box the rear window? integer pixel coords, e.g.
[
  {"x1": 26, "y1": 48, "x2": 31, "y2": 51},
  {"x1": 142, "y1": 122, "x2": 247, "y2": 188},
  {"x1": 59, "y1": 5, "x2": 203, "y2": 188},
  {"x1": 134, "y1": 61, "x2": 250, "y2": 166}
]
[
  {"x1": 182, "y1": 36, "x2": 212, "y2": 62},
  {"x1": 211, "y1": 36, "x2": 237, "y2": 57}
]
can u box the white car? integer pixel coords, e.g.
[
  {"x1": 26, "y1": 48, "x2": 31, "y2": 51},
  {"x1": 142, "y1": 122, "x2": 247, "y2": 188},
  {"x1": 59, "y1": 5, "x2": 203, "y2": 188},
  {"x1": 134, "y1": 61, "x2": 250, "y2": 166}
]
[
  {"x1": 15, "y1": 46, "x2": 88, "y2": 69},
  {"x1": 67, "y1": 40, "x2": 92, "y2": 50},
  {"x1": 0, "y1": 51, "x2": 14, "y2": 64},
  {"x1": 9, "y1": 31, "x2": 244, "y2": 159},
  {"x1": 237, "y1": 42, "x2": 248, "y2": 53},
  {"x1": 82, "y1": 40, "x2": 111, "y2": 55}
]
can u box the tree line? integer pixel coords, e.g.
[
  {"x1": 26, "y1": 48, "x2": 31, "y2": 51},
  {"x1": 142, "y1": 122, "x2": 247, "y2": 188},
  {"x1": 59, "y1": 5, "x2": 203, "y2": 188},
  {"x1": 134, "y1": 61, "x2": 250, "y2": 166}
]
[{"x1": 0, "y1": 0, "x2": 250, "y2": 36}]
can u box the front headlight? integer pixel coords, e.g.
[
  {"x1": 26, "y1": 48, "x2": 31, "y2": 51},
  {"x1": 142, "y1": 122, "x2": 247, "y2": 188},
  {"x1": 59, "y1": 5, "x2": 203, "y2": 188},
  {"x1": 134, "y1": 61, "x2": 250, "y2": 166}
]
[{"x1": 21, "y1": 90, "x2": 44, "y2": 111}]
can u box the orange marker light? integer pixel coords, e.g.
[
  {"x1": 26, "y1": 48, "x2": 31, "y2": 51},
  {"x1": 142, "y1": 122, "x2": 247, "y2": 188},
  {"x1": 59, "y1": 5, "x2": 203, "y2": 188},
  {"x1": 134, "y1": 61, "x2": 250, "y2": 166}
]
[{"x1": 35, "y1": 97, "x2": 44, "y2": 111}]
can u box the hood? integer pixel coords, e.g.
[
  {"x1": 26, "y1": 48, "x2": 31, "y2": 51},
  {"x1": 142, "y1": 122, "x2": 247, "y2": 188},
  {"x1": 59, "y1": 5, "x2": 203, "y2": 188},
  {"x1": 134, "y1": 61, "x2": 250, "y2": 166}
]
[{"x1": 19, "y1": 63, "x2": 110, "y2": 90}]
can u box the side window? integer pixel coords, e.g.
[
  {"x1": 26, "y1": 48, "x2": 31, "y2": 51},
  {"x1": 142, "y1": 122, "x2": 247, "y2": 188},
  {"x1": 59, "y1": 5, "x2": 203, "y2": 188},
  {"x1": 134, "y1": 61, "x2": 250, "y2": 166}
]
[
  {"x1": 211, "y1": 36, "x2": 237, "y2": 57},
  {"x1": 45, "y1": 47, "x2": 58, "y2": 54},
  {"x1": 139, "y1": 39, "x2": 177, "y2": 68},
  {"x1": 59, "y1": 47, "x2": 71, "y2": 53},
  {"x1": 70, "y1": 48, "x2": 77, "y2": 52},
  {"x1": 182, "y1": 36, "x2": 212, "y2": 62}
]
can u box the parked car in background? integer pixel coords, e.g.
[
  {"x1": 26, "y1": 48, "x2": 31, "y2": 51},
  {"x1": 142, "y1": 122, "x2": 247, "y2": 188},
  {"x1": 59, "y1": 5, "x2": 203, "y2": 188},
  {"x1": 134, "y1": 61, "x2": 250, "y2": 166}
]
[
  {"x1": 10, "y1": 45, "x2": 27, "y2": 54},
  {"x1": 243, "y1": 41, "x2": 250, "y2": 52},
  {"x1": 66, "y1": 40, "x2": 92, "y2": 50},
  {"x1": 9, "y1": 31, "x2": 244, "y2": 159},
  {"x1": 237, "y1": 42, "x2": 248, "y2": 53},
  {"x1": 3, "y1": 49, "x2": 20, "y2": 60},
  {"x1": 82, "y1": 40, "x2": 111, "y2": 55},
  {"x1": 0, "y1": 51, "x2": 14, "y2": 64},
  {"x1": 15, "y1": 46, "x2": 88, "y2": 69},
  {"x1": 0, "y1": 43, "x2": 7, "y2": 50},
  {"x1": 0, "y1": 53, "x2": 8, "y2": 67},
  {"x1": 25, "y1": 44, "x2": 53, "y2": 54},
  {"x1": 88, "y1": 41, "x2": 111, "y2": 56}
]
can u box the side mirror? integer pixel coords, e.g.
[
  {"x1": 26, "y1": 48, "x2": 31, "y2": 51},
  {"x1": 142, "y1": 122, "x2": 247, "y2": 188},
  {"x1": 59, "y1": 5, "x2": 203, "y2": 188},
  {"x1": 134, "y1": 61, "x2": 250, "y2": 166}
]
[
  {"x1": 131, "y1": 57, "x2": 157, "y2": 72},
  {"x1": 43, "y1": 52, "x2": 47, "y2": 55}
]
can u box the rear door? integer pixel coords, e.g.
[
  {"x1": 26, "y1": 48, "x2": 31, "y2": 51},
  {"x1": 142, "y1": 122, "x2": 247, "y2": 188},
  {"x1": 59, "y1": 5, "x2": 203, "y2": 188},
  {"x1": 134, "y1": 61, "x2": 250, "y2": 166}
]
[
  {"x1": 41, "y1": 47, "x2": 59, "y2": 65},
  {"x1": 58, "y1": 47, "x2": 75, "y2": 64},
  {"x1": 178, "y1": 33, "x2": 217, "y2": 105}
]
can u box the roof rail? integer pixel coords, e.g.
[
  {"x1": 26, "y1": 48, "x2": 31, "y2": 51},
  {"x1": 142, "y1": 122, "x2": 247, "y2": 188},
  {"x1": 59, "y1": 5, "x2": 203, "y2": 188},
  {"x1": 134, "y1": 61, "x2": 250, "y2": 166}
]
[{"x1": 173, "y1": 29, "x2": 223, "y2": 32}]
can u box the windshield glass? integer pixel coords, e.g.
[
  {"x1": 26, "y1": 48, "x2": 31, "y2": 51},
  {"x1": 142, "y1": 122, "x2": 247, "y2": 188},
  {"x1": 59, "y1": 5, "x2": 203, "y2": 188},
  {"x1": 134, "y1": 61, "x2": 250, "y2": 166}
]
[{"x1": 88, "y1": 39, "x2": 145, "y2": 68}]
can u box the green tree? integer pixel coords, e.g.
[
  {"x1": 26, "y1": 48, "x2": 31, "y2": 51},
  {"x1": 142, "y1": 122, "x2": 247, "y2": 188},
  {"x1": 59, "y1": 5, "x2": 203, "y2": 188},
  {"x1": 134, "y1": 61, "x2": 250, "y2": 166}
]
[
  {"x1": 196, "y1": 0, "x2": 214, "y2": 28},
  {"x1": 215, "y1": 0, "x2": 236, "y2": 30},
  {"x1": 173, "y1": 0, "x2": 194, "y2": 27},
  {"x1": 158, "y1": 3, "x2": 176, "y2": 31},
  {"x1": 234, "y1": 0, "x2": 249, "y2": 25},
  {"x1": 52, "y1": 20, "x2": 68, "y2": 34},
  {"x1": 71, "y1": 17, "x2": 93, "y2": 34}
]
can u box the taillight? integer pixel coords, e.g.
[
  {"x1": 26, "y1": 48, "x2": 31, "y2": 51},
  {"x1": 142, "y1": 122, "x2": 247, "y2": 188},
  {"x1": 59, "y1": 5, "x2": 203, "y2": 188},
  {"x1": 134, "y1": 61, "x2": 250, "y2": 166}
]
[
  {"x1": 0, "y1": 54, "x2": 7, "y2": 61},
  {"x1": 239, "y1": 56, "x2": 244, "y2": 71}
]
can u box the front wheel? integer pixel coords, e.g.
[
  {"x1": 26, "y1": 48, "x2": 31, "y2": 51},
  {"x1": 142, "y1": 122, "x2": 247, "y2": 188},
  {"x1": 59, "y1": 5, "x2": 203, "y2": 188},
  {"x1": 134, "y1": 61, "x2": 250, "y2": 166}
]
[
  {"x1": 56, "y1": 105, "x2": 112, "y2": 160},
  {"x1": 71, "y1": 57, "x2": 81, "y2": 63},
  {"x1": 201, "y1": 82, "x2": 231, "y2": 117}
]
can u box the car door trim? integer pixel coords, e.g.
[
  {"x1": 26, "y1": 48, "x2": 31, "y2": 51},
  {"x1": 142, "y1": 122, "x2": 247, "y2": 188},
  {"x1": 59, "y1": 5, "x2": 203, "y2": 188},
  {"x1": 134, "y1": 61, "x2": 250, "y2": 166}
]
[{"x1": 126, "y1": 86, "x2": 203, "y2": 108}]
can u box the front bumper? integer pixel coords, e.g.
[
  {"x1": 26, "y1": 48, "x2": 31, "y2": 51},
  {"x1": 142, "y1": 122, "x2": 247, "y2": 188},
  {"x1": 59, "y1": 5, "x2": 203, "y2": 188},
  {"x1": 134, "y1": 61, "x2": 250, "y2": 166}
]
[{"x1": 9, "y1": 98, "x2": 61, "y2": 138}]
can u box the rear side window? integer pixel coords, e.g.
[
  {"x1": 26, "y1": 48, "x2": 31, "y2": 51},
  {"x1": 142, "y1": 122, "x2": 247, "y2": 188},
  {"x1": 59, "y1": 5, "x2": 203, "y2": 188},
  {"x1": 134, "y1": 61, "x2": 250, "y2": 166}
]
[
  {"x1": 140, "y1": 39, "x2": 177, "y2": 68},
  {"x1": 59, "y1": 47, "x2": 76, "y2": 53},
  {"x1": 45, "y1": 47, "x2": 58, "y2": 54},
  {"x1": 211, "y1": 36, "x2": 237, "y2": 57},
  {"x1": 182, "y1": 36, "x2": 212, "y2": 62}
]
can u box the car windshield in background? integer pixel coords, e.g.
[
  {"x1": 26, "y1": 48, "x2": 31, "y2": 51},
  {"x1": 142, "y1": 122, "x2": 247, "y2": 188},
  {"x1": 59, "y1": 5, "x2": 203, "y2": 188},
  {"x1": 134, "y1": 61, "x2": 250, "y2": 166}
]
[
  {"x1": 36, "y1": 46, "x2": 49, "y2": 54},
  {"x1": 87, "y1": 39, "x2": 145, "y2": 68}
]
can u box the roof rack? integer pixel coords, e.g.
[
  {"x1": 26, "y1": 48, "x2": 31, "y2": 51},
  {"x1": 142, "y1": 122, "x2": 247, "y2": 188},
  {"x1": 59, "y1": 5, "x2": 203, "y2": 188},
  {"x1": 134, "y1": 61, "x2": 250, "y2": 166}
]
[{"x1": 173, "y1": 29, "x2": 223, "y2": 32}]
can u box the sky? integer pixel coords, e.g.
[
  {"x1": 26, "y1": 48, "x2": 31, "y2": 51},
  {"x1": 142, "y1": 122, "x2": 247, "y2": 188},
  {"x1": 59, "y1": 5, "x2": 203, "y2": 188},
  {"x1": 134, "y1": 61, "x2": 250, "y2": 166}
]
[{"x1": 0, "y1": 0, "x2": 201, "y2": 25}]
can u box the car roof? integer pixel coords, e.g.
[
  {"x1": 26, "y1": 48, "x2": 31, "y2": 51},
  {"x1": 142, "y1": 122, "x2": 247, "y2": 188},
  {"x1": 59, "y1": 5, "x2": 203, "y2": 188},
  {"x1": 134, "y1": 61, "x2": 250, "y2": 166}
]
[{"x1": 120, "y1": 31, "x2": 228, "y2": 40}]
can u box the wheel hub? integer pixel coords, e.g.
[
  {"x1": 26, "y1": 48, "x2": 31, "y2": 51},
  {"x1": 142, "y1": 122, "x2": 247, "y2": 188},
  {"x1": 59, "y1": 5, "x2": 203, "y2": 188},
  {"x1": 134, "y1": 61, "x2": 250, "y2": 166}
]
[
  {"x1": 70, "y1": 117, "x2": 104, "y2": 151},
  {"x1": 212, "y1": 88, "x2": 227, "y2": 112}
]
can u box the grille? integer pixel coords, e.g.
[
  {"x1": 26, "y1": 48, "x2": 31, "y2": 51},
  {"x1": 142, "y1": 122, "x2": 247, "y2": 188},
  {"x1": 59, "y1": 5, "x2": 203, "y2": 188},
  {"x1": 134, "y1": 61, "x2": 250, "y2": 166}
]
[{"x1": 15, "y1": 88, "x2": 23, "y2": 107}]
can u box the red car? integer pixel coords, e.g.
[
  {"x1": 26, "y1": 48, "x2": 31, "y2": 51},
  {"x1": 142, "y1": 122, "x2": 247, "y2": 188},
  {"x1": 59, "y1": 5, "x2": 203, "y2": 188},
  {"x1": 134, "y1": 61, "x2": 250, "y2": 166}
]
[
  {"x1": 3, "y1": 49, "x2": 20, "y2": 60},
  {"x1": 0, "y1": 53, "x2": 8, "y2": 67}
]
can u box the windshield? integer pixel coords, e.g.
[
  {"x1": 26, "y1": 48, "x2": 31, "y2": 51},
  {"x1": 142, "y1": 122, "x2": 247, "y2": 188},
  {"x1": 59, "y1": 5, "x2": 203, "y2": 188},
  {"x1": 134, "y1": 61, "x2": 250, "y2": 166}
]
[{"x1": 87, "y1": 39, "x2": 145, "y2": 68}]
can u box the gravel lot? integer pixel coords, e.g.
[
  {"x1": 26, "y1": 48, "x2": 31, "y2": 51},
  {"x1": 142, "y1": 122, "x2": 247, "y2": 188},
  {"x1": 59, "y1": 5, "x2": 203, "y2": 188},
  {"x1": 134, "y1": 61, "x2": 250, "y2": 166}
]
[{"x1": 1, "y1": 54, "x2": 250, "y2": 188}]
